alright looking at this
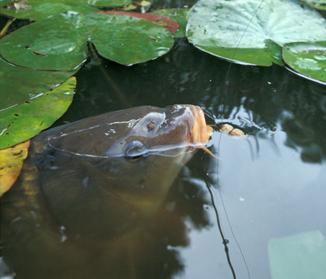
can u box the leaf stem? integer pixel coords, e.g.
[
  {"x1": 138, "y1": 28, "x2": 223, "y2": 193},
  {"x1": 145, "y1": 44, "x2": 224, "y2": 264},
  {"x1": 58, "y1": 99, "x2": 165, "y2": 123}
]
[{"x1": 0, "y1": 18, "x2": 16, "y2": 39}]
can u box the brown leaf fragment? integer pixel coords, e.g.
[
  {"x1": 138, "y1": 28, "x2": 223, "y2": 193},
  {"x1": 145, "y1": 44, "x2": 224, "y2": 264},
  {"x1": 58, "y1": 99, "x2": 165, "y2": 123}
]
[{"x1": 0, "y1": 141, "x2": 30, "y2": 197}]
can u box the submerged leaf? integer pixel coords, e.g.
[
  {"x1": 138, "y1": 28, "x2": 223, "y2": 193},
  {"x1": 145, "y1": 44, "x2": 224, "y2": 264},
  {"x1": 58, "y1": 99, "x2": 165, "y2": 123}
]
[
  {"x1": 0, "y1": 140, "x2": 29, "y2": 197},
  {"x1": 283, "y1": 41, "x2": 326, "y2": 84},
  {"x1": 186, "y1": 0, "x2": 326, "y2": 66},
  {"x1": 0, "y1": 77, "x2": 76, "y2": 149}
]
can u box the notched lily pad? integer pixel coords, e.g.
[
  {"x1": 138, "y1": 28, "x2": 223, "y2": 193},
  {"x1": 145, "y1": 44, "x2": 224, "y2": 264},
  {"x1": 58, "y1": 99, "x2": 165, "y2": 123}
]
[
  {"x1": 83, "y1": 13, "x2": 174, "y2": 66},
  {"x1": 0, "y1": 140, "x2": 29, "y2": 197},
  {"x1": 0, "y1": 9, "x2": 175, "y2": 70},
  {"x1": 0, "y1": 77, "x2": 76, "y2": 149},
  {"x1": 283, "y1": 41, "x2": 326, "y2": 84},
  {"x1": 186, "y1": 0, "x2": 326, "y2": 66}
]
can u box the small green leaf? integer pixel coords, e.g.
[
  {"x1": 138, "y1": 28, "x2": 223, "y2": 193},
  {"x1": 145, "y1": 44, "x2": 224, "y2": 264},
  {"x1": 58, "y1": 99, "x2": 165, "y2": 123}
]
[
  {"x1": 152, "y1": 8, "x2": 189, "y2": 38},
  {"x1": 186, "y1": 0, "x2": 326, "y2": 66},
  {"x1": 0, "y1": 77, "x2": 76, "y2": 149},
  {"x1": 283, "y1": 41, "x2": 326, "y2": 84},
  {"x1": 301, "y1": 0, "x2": 326, "y2": 11}
]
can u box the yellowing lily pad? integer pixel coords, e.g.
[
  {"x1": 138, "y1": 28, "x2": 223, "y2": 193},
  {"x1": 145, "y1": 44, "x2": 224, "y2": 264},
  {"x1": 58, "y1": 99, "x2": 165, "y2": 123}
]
[{"x1": 0, "y1": 140, "x2": 30, "y2": 197}]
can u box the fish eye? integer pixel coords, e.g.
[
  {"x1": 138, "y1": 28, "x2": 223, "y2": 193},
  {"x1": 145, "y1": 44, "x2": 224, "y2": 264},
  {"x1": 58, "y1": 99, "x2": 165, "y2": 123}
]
[
  {"x1": 146, "y1": 120, "x2": 156, "y2": 132},
  {"x1": 124, "y1": 140, "x2": 147, "y2": 159}
]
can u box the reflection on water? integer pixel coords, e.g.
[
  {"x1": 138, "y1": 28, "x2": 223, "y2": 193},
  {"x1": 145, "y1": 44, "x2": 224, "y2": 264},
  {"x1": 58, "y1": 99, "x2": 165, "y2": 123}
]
[{"x1": 1, "y1": 36, "x2": 326, "y2": 279}]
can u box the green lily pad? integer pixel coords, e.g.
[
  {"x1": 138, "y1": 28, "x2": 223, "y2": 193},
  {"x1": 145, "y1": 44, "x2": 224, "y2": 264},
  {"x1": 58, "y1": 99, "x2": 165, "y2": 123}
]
[
  {"x1": 89, "y1": 0, "x2": 131, "y2": 7},
  {"x1": 0, "y1": 17, "x2": 87, "y2": 71},
  {"x1": 283, "y1": 41, "x2": 326, "y2": 84},
  {"x1": 0, "y1": 11, "x2": 174, "y2": 70},
  {"x1": 0, "y1": 57, "x2": 73, "y2": 109},
  {"x1": 0, "y1": 0, "x2": 95, "y2": 20},
  {"x1": 0, "y1": 77, "x2": 76, "y2": 149},
  {"x1": 302, "y1": 0, "x2": 326, "y2": 11},
  {"x1": 152, "y1": 8, "x2": 189, "y2": 38},
  {"x1": 0, "y1": 0, "x2": 129, "y2": 20},
  {"x1": 186, "y1": 0, "x2": 326, "y2": 66},
  {"x1": 83, "y1": 13, "x2": 174, "y2": 65}
]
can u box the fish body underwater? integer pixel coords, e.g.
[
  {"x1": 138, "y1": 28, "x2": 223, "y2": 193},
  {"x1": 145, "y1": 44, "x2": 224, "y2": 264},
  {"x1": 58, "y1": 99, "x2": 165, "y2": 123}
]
[{"x1": 0, "y1": 105, "x2": 212, "y2": 279}]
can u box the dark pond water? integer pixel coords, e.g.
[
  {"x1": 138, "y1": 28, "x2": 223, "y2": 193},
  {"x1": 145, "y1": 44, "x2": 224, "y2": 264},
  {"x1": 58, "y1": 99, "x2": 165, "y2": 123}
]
[{"x1": 1, "y1": 5, "x2": 326, "y2": 279}]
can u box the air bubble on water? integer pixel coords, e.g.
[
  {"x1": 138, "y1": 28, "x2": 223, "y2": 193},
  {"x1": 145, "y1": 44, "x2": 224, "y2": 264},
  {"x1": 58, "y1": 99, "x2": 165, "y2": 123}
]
[
  {"x1": 203, "y1": 204, "x2": 210, "y2": 210},
  {"x1": 59, "y1": 225, "x2": 67, "y2": 242}
]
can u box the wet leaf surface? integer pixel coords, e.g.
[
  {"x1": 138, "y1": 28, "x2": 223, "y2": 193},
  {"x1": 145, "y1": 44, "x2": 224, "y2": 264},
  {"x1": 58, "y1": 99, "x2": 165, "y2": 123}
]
[
  {"x1": 283, "y1": 41, "x2": 326, "y2": 84},
  {"x1": 152, "y1": 8, "x2": 189, "y2": 38},
  {"x1": 0, "y1": 1, "x2": 175, "y2": 69},
  {"x1": 0, "y1": 77, "x2": 76, "y2": 149},
  {"x1": 87, "y1": 13, "x2": 174, "y2": 65},
  {"x1": 186, "y1": 0, "x2": 326, "y2": 66},
  {"x1": 0, "y1": 0, "x2": 95, "y2": 20},
  {"x1": 0, "y1": 140, "x2": 29, "y2": 197},
  {"x1": 0, "y1": 57, "x2": 73, "y2": 109},
  {"x1": 90, "y1": 0, "x2": 132, "y2": 7},
  {"x1": 101, "y1": 10, "x2": 179, "y2": 33},
  {"x1": 0, "y1": 17, "x2": 87, "y2": 71}
]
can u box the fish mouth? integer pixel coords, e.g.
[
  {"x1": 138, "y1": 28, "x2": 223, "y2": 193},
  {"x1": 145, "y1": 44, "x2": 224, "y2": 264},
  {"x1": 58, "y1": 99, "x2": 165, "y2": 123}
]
[{"x1": 189, "y1": 105, "x2": 213, "y2": 145}]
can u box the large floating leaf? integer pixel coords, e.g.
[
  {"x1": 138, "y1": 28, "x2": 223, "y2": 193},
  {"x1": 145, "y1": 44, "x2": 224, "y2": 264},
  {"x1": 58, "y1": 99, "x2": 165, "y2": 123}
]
[
  {"x1": 0, "y1": 141, "x2": 29, "y2": 197},
  {"x1": 0, "y1": 17, "x2": 87, "y2": 71},
  {"x1": 302, "y1": 0, "x2": 326, "y2": 11},
  {"x1": 0, "y1": 77, "x2": 76, "y2": 149},
  {"x1": 283, "y1": 42, "x2": 326, "y2": 84},
  {"x1": 0, "y1": 10, "x2": 174, "y2": 69},
  {"x1": 186, "y1": 0, "x2": 326, "y2": 66},
  {"x1": 85, "y1": 13, "x2": 174, "y2": 65},
  {"x1": 0, "y1": 58, "x2": 73, "y2": 109}
]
